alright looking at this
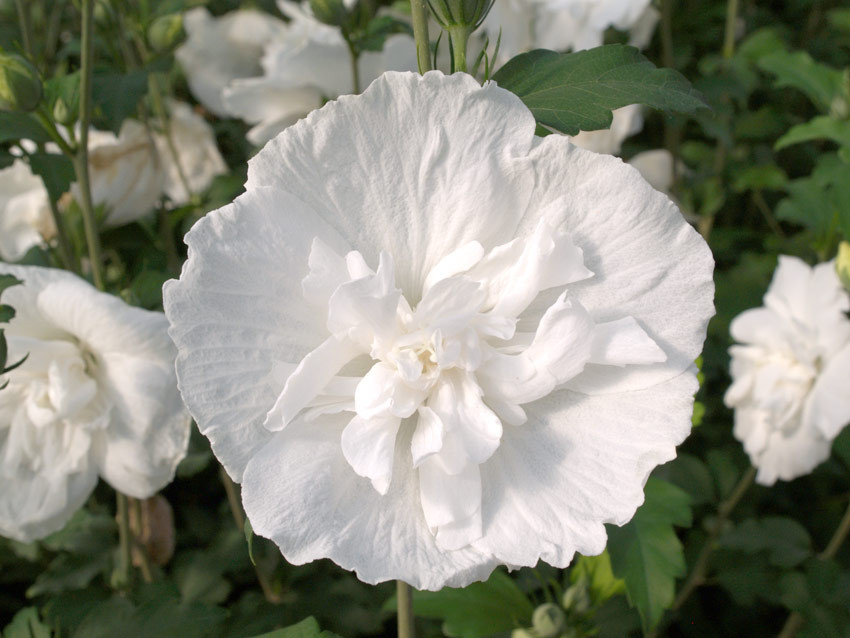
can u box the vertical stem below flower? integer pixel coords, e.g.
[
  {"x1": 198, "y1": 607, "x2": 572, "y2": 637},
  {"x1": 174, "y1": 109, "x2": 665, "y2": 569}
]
[
  {"x1": 722, "y1": 0, "x2": 740, "y2": 60},
  {"x1": 397, "y1": 580, "x2": 416, "y2": 638},
  {"x1": 348, "y1": 43, "x2": 361, "y2": 94},
  {"x1": 13, "y1": 0, "x2": 34, "y2": 60},
  {"x1": 410, "y1": 0, "x2": 433, "y2": 74},
  {"x1": 448, "y1": 26, "x2": 470, "y2": 74},
  {"x1": 116, "y1": 492, "x2": 133, "y2": 588},
  {"x1": 75, "y1": 0, "x2": 105, "y2": 291}
]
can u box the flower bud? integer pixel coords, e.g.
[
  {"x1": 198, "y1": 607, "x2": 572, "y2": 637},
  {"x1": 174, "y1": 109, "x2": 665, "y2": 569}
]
[
  {"x1": 428, "y1": 0, "x2": 494, "y2": 29},
  {"x1": 562, "y1": 582, "x2": 591, "y2": 615},
  {"x1": 148, "y1": 14, "x2": 185, "y2": 52},
  {"x1": 531, "y1": 603, "x2": 566, "y2": 638},
  {"x1": 309, "y1": 0, "x2": 349, "y2": 27},
  {"x1": 0, "y1": 53, "x2": 42, "y2": 113},
  {"x1": 837, "y1": 241, "x2": 850, "y2": 292}
]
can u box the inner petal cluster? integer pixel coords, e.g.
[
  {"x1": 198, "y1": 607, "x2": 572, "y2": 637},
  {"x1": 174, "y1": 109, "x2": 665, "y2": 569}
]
[{"x1": 263, "y1": 220, "x2": 667, "y2": 549}]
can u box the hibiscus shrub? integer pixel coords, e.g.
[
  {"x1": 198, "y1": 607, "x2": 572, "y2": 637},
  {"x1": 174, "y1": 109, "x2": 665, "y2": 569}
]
[{"x1": 1, "y1": 0, "x2": 849, "y2": 637}]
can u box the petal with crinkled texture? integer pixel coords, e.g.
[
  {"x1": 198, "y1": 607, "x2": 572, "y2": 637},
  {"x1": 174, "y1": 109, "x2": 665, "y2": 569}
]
[
  {"x1": 164, "y1": 186, "x2": 351, "y2": 480},
  {"x1": 247, "y1": 72, "x2": 537, "y2": 299}
]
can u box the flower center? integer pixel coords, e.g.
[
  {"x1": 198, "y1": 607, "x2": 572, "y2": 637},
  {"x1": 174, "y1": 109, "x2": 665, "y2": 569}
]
[{"x1": 263, "y1": 219, "x2": 667, "y2": 550}]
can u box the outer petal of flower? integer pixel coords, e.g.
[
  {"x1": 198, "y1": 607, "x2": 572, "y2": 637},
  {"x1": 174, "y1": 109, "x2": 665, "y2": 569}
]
[
  {"x1": 474, "y1": 369, "x2": 697, "y2": 566},
  {"x1": 163, "y1": 185, "x2": 351, "y2": 480},
  {"x1": 804, "y1": 344, "x2": 850, "y2": 440},
  {"x1": 520, "y1": 137, "x2": 714, "y2": 394},
  {"x1": 0, "y1": 464, "x2": 97, "y2": 542},
  {"x1": 247, "y1": 71, "x2": 537, "y2": 299},
  {"x1": 241, "y1": 414, "x2": 499, "y2": 590}
]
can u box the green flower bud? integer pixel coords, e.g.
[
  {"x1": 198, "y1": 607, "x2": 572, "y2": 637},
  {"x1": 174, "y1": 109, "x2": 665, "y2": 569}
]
[
  {"x1": 0, "y1": 53, "x2": 42, "y2": 113},
  {"x1": 309, "y1": 0, "x2": 349, "y2": 27},
  {"x1": 837, "y1": 241, "x2": 850, "y2": 292},
  {"x1": 531, "y1": 603, "x2": 566, "y2": 638},
  {"x1": 428, "y1": 0, "x2": 494, "y2": 29},
  {"x1": 148, "y1": 14, "x2": 185, "y2": 52},
  {"x1": 562, "y1": 582, "x2": 591, "y2": 615}
]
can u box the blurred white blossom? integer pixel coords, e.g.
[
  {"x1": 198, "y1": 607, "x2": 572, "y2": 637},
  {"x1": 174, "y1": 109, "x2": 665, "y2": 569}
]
[
  {"x1": 0, "y1": 160, "x2": 54, "y2": 262},
  {"x1": 223, "y1": 1, "x2": 417, "y2": 146},
  {"x1": 0, "y1": 265, "x2": 191, "y2": 542},
  {"x1": 164, "y1": 71, "x2": 714, "y2": 590},
  {"x1": 726, "y1": 256, "x2": 850, "y2": 485},
  {"x1": 155, "y1": 100, "x2": 227, "y2": 205},
  {"x1": 569, "y1": 104, "x2": 644, "y2": 155},
  {"x1": 176, "y1": 7, "x2": 286, "y2": 117}
]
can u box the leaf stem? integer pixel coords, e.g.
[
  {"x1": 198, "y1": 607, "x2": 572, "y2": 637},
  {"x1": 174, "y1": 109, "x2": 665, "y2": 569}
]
[
  {"x1": 671, "y1": 466, "x2": 756, "y2": 611},
  {"x1": 218, "y1": 465, "x2": 282, "y2": 604},
  {"x1": 397, "y1": 580, "x2": 416, "y2": 638},
  {"x1": 75, "y1": 0, "x2": 105, "y2": 290},
  {"x1": 777, "y1": 495, "x2": 850, "y2": 638},
  {"x1": 410, "y1": 0, "x2": 433, "y2": 74}
]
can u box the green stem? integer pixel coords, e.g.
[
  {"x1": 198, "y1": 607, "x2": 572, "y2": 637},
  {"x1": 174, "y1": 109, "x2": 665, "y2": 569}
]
[
  {"x1": 75, "y1": 0, "x2": 105, "y2": 290},
  {"x1": 410, "y1": 0, "x2": 433, "y2": 74},
  {"x1": 34, "y1": 109, "x2": 76, "y2": 157},
  {"x1": 129, "y1": 497, "x2": 154, "y2": 584},
  {"x1": 116, "y1": 492, "x2": 133, "y2": 588},
  {"x1": 44, "y1": 184, "x2": 79, "y2": 274},
  {"x1": 147, "y1": 74, "x2": 193, "y2": 201},
  {"x1": 218, "y1": 466, "x2": 282, "y2": 604},
  {"x1": 448, "y1": 26, "x2": 470, "y2": 73},
  {"x1": 347, "y1": 43, "x2": 361, "y2": 94},
  {"x1": 397, "y1": 581, "x2": 416, "y2": 638},
  {"x1": 777, "y1": 496, "x2": 850, "y2": 638},
  {"x1": 722, "y1": 0, "x2": 740, "y2": 60},
  {"x1": 13, "y1": 0, "x2": 34, "y2": 60},
  {"x1": 672, "y1": 466, "x2": 756, "y2": 611}
]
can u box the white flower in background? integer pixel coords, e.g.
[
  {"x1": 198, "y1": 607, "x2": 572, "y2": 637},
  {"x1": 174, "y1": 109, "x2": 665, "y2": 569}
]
[
  {"x1": 223, "y1": 1, "x2": 417, "y2": 146},
  {"x1": 176, "y1": 7, "x2": 286, "y2": 117},
  {"x1": 725, "y1": 256, "x2": 850, "y2": 485},
  {"x1": 155, "y1": 100, "x2": 227, "y2": 205},
  {"x1": 164, "y1": 71, "x2": 714, "y2": 590},
  {"x1": 0, "y1": 265, "x2": 191, "y2": 542},
  {"x1": 77, "y1": 120, "x2": 164, "y2": 227},
  {"x1": 0, "y1": 160, "x2": 55, "y2": 262},
  {"x1": 627, "y1": 149, "x2": 681, "y2": 195},
  {"x1": 484, "y1": 0, "x2": 658, "y2": 61},
  {"x1": 569, "y1": 104, "x2": 644, "y2": 155}
]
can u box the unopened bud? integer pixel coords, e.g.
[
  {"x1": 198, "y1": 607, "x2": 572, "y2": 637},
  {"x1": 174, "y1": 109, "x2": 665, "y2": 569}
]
[
  {"x1": 429, "y1": 0, "x2": 494, "y2": 29},
  {"x1": 309, "y1": 0, "x2": 348, "y2": 27},
  {"x1": 531, "y1": 603, "x2": 566, "y2": 638},
  {"x1": 0, "y1": 53, "x2": 42, "y2": 112},
  {"x1": 148, "y1": 14, "x2": 185, "y2": 52},
  {"x1": 837, "y1": 241, "x2": 850, "y2": 292},
  {"x1": 562, "y1": 581, "x2": 591, "y2": 614}
]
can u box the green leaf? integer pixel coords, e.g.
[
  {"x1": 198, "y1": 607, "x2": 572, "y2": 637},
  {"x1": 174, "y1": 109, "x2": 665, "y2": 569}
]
[
  {"x1": 246, "y1": 616, "x2": 342, "y2": 638},
  {"x1": 775, "y1": 116, "x2": 850, "y2": 150},
  {"x1": 571, "y1": 550, "x2": 625, "y2": 603},
  {"x1": 3, "y1": 607, "x2": 52, "y2": 638},
  {"x1": 606, "y1": 478, "x2": 692, "y2": 634},
  {"x1": 732, "y1": 164, "x2": 789, "y2": 192},
  {"x1": 92, "y1": 70, "x2": 149, "y2": 134},
  {"x1": 718, "y1": 517, "x2": 812, "y2": 568},
  {"x1": 29, "y1": 152, "x2": 76, "y2": 204},
  {"x1": 393, "y1": 569, "x2": 534, "y2": 638},
  {"x1": 491, "y1": 45, "x2": 707, "y2": 136},
  {"x1": 0, "y1": 306, "x2": 13, "y2": 323},
  {"x1": 654, "y1": 453, "x2": 716, "y2": 506},
  {"x1": 0, "y1": 274, "x2": 23, "y2": 297},
  {"x1": 0, "y1": 112, "x2": 52, "y2": 144},
  {"x1": 758, "y1": 50, "x2": 843, "y2": 111}
]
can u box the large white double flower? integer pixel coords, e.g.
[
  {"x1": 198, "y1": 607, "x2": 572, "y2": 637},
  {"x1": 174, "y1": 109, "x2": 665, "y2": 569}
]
[
  {"x1": 164, "y1": 71, "x2": 714, "y2": 590},
  {"x1": 0, "y1": 265, "x2": 191, "y2": 542},
  {"x1": 725, "y1": 256, "x2": 850, "y2": 485}
]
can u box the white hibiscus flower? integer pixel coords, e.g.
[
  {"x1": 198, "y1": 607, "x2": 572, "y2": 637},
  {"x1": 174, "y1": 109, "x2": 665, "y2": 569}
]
[
  {"x1": 155, "y1": 100, "x2": 228, "y2": 205},
  {"x1": 0, "y1": 265, "x2": 191, "y2": 542},
  {"x1": 725, "y1": 256, "x2": 850, "y2": 485},
  {"x1": 164, "y1": 71, "x2": 714, "y2": 590},
  {"x1": 176, "y1": 7, "x2": 287, "y2": 117},
  {"x1": 0, "y1": 160, "x2": 54, "y2": 262},
  {"x1": 484, "y1": 0, "x2": 658, "y2": 61},
  {"x1": 222, "y1": 1, "x2": 417, "y2": 146}
]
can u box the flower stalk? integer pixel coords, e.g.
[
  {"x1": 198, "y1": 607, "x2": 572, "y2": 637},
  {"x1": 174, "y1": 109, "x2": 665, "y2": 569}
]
[
  {"x1": 397, "y1": 581, "x2": 416, "y2": 638},
  {"x1": 410, "y1": 0, "x2": 433, "y2": 74}
]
